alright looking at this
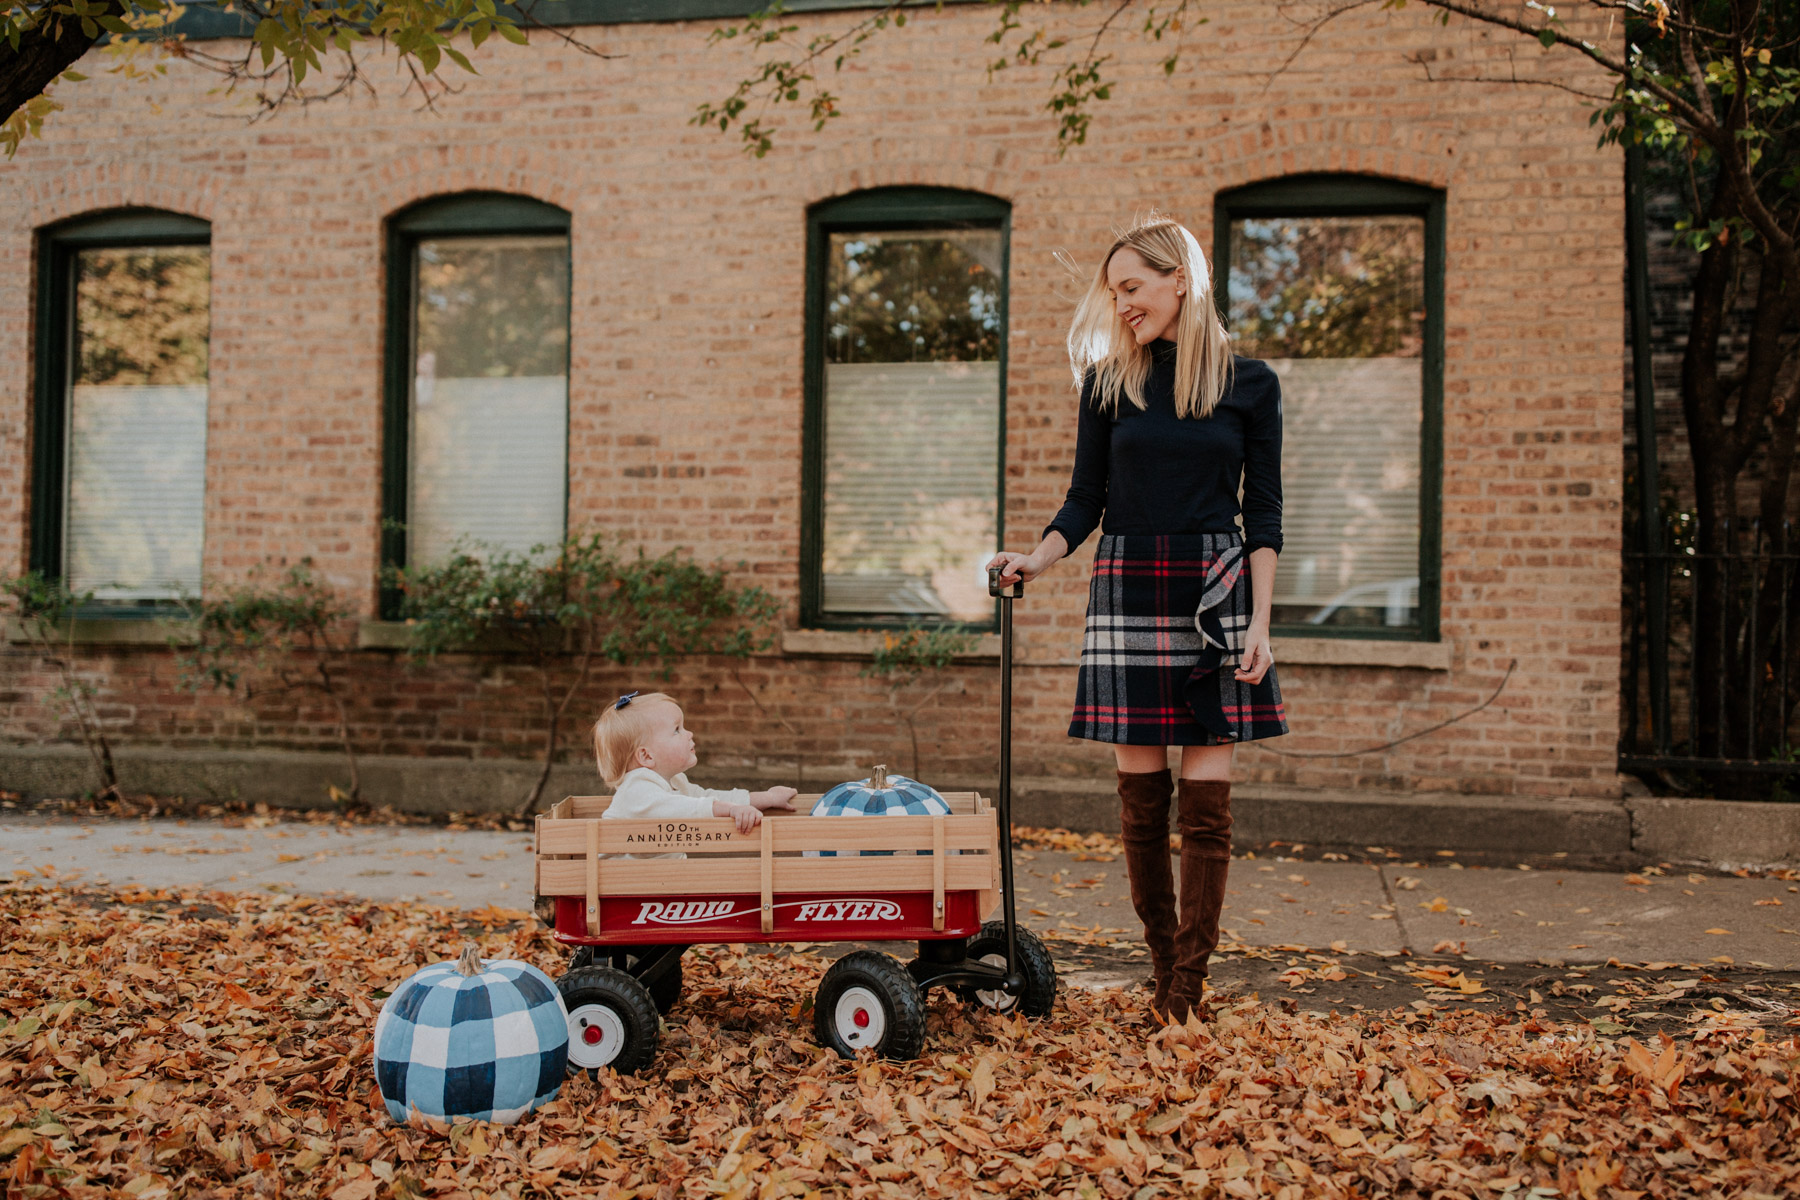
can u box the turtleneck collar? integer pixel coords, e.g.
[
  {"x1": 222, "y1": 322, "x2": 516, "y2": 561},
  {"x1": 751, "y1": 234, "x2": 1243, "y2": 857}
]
[{"x1": 1149, "y1": 337, "x2": 1178, "y2": 361}]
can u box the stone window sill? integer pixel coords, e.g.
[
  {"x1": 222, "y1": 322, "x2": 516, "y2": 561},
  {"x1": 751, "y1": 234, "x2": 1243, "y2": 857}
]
[
  {"x1": 21, "y1": 618, "x2": 1446, "y2": 671},
  {"x1": 780, "y1": 629, "x2": 1002, "y2": 661},
  {"x1": 783, "y1": 629, "x2": 1447, "y2": 669},
  {"x1": 5, "y1": 617, "x2": 196, "y2": 646},
  {"x1": 358, "y1": 620, "x2": 416, "y2": 651},
  {"x1": 1276, "y1": 636, "x2": 1452, "y2": 670}
]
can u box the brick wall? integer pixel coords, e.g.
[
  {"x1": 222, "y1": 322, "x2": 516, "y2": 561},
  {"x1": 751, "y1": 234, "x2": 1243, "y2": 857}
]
[{"x1": 0, "y1": 2, "x2": 1627, "y2": 804}]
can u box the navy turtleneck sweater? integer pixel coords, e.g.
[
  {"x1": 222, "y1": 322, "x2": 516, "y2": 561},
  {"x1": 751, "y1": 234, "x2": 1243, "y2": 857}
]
[{"x1": 1043, "y1": 341, "x2": 1284, "y2": 557}]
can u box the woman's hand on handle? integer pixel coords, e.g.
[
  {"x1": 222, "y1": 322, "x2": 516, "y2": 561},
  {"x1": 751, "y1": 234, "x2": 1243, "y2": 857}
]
[{"x1": 987, "y1": 532, "x2": 1068, "y2": 587}]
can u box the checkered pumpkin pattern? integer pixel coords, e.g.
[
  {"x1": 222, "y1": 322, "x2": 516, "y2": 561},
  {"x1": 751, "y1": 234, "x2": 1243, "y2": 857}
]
[
  {"x1": 373, "y1": 957, "x2": 569, "y2": 1125},
  {"x1": 809, "y1": 772, "x2": 952, "y2": 857}
]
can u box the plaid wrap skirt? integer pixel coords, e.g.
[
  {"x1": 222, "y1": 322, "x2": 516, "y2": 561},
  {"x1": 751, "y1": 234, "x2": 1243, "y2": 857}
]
[{"x1": 1069, "y1": 532, "x2": 1290, "y2": 745}]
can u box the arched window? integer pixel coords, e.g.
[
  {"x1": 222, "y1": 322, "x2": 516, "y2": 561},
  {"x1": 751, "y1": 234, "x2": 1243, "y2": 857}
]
[
  {"x1": 381, "y1": 192, "x2": 571, "y2": 593},
  {"x1": 1213, "y1": 175, "x2": 1445, "y2": 640},
  {"x1": 802, "y1": 187, "x2": 1011, "y2": 628},
  {"x1": 33, "y1": 208, "x2": 213, "y2": 607}
]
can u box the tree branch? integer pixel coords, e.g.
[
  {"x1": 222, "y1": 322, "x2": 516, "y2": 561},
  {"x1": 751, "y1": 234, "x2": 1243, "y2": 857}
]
[{"x1": 0, "y1": 0, "x2": 124, "y2": 129}]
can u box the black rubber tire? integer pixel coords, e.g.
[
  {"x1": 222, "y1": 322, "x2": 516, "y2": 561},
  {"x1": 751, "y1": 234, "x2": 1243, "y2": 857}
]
[
  {"x1": 569, "y1": 946, "x2": 684, "y2": 1014},
  {"x1": 813, "y1": 951, "x2": 928, "y2": 1061},
  {"x1": 557, "y1": 966, "x2": 660, "y2": 1077},
  {"x1": 953, "y1": 922, "x2": 1059, "y2": 1017}
]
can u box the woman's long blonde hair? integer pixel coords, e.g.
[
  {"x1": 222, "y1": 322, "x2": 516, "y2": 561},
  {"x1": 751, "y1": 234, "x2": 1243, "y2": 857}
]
[{"x1": 1064, "y1": 214, "x2": 1232, "y2": 419}]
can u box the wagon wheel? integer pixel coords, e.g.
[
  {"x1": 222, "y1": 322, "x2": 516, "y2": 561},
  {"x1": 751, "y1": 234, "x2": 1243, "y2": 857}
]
[
  {"x1": 954, "y1": 921, "x2": 1058, "y2": 1017},
  {"x1": 557, "y1": 966, "x2": 660, "y2": 1077},
  {"x1": 569, "y1": 946, "x2": 684, "y2": 1014},
  {"x1": 814, "y1": 951, "x2": 927, "y2": 1061}
]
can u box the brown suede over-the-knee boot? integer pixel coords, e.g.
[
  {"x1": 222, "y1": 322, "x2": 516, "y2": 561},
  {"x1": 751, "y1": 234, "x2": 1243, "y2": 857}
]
[
  {"x1": 1168, "y1": 778, "x2": 1233, "y2": 1022},
  {"x1": 1116, "y1": 768, "x2": 1178, "y2": 1016}
]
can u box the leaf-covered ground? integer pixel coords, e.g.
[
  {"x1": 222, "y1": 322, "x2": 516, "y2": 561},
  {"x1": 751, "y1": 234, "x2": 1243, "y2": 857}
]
[{"x1": 4, "y1": 880, "x2": 1799, "y2": 1200}]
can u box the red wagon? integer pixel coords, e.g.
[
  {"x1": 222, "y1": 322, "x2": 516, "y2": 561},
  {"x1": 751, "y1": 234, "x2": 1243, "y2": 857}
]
[{"x1": 530, "y1": 572, "x2": 1057, "y2": 1073}]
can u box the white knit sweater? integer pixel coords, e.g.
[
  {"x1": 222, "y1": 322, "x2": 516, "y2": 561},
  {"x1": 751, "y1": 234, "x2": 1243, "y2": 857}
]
[{"x1": 600, "y1": 768, "x2": 751, "y2": 859}]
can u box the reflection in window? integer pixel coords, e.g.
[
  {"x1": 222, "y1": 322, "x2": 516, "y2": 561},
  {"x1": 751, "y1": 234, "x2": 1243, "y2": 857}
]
[
  {"x1": 408, "y1": 235, "x2": 569, "y2": 564},
  {"x1": 67, "y1": 246, "x2": 210, "y2": 602},
  {"x1": 820, "y1": 228, "x2": 1003, "y2": 622},
  {"x1": 1229, "y1": 215, "x2": 1425, "y2": 629}
]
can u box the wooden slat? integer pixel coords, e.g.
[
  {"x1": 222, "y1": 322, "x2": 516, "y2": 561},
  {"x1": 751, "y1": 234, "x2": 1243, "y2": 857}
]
[
  {"x1": 549, "y1": 791, "x2": 985, "y2": 819},
  {"x1": 759, "y1": 819, "x2": 774, "y2": 934},
  {"x1": 770, "y1": 815, "x2": 991, "y2": 853},
  {"x1": 538, "y1": 853, "x2": 994, "y2": 897},
  {"x1": 536, "y1": 813, "x2": 995, "y2": 857},
  {"x1": 931, "y1": 815, "x2": 945, "y2": 932},
  {"x1": 550, "y1": 795, "x2": 608, "y2": 819},
  {"x1": 585, "y1": 821, "x2": 600, "y2": 935}
]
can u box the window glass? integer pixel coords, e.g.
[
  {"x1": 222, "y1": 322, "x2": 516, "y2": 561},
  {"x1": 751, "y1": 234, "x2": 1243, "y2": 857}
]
[
  {"x1": 1228, "y1": 215, "x2": 1425, "y2": 629},
  {"x1": 66, "y1": 245, "x2": 210, "y2": 602},
  {"x1": 408, "y1": 235, "x2": 569, "y2": 564},
  {"x1": 821, "y1": 228, "x2": 1002, "y2": 622}
]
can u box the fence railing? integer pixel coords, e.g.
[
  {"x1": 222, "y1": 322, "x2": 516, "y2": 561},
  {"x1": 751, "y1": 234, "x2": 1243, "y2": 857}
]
[{"x1": 1622, "y1": 517, "x2": 1800, "y2": 778}]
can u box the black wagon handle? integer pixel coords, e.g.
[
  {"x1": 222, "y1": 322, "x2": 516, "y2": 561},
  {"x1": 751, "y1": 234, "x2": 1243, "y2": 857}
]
[{"x1": 987, "y1": 566, "x2": 1026, "y2": 998}]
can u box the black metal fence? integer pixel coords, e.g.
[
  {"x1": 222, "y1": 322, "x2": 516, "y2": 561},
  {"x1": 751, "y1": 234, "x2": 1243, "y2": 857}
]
[{"x1": 1622, "y1": 517, "x2": 1800, "y2": 780}]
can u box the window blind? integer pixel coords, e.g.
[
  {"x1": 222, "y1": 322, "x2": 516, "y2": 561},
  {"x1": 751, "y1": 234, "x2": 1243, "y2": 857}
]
[
  {"x1": 1264, "y1": 358, "x2": 1421, "y2": 626},
  {"x1": 65, "y1": 384, "x2": 208, "y2": 601},
  {"x1": 821, "y1": 360, "x2": 1001, "y2": 622},
  {"x1": 409, "y1": 374, "x2": 568, "y2": 564}
]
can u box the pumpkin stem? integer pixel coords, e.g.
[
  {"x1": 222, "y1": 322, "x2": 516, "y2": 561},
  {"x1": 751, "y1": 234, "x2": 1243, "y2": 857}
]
[
  {"x1": 455, "y1": 943, "x2": 485, "y2": 977},
  {"x1": 871, "y1": 763, "x2": 887, "y2": 790}
]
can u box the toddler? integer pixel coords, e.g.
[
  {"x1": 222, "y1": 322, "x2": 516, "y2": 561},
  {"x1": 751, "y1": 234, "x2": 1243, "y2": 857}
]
[{"x1": 594, "y1": 692, "x2": 796, "y2": 850}]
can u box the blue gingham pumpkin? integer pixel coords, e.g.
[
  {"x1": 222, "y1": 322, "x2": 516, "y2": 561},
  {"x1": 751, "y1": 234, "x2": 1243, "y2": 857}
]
[
  {"x1": 810, "y1": 764, "x2": 952, "y2": 856},
  {"x1": 373, "y1": 945, "x2": 569, "y2": 1125}
]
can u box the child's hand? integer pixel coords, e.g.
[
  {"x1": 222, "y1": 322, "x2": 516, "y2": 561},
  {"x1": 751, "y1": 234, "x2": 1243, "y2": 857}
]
[
  {"x1": 730, "y1": 804, "x2": 763, "y2": 834},
  {"x1": 752, "y1": 786, "x2": 798, "y2": 812}
]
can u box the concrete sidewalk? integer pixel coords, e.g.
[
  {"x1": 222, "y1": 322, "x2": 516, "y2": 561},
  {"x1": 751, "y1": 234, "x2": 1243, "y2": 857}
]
[
  {"x1": 6, "y1": 813, "x2": 1798, "y2": 971},
  {"x1": 12, "y1": 744, "x2": 1800, "y2": 868}
]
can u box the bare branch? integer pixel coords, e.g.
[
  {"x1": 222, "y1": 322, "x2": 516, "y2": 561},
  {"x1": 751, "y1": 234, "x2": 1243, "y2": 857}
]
[{"x1": 1406, "y1": 46, "x2": 1615, "y2": 103}]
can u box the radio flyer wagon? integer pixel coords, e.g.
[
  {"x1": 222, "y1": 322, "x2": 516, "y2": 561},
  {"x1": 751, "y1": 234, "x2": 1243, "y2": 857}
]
[{"x1": 530, "y1": 570, "x2": 1056, "y2": 1073}]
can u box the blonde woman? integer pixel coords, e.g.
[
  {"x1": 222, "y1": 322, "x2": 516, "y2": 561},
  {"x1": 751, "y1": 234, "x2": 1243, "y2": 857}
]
[{"x1": 988, "y1": 214, "x2": 1287, "y2": 1023}]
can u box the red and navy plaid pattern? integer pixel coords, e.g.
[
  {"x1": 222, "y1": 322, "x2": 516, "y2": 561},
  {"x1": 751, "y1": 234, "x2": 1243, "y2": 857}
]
[{"x1": 1069, "y1": 532, "x2": 1288, "y2": 746}]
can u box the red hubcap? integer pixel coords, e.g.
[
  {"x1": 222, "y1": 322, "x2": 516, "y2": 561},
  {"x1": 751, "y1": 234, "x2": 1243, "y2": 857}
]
[
  {"x1": 583, "y1": 1024, "x2": 603, "y2": 1045},
  {"x1": 853, "y1": 1008, "x2": 870, "y2": 1028}
]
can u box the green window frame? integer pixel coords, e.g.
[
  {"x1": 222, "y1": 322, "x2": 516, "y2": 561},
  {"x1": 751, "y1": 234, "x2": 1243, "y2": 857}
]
[
  {"x1": 380, "y1": 191, "x2": 572, "y2": 617},
  {"x1": 801, "y1": 186, "x2": 1012, "y2": 632},
  {"x1": 31, "y1": 207, "x2": 213, "y2": 614},
  {"x1": 165, "y1": 1, "x2": 979, "y2": 38},
  {"x1": 1213, "y1": 174, "x2": 1445, "y2": 643}
]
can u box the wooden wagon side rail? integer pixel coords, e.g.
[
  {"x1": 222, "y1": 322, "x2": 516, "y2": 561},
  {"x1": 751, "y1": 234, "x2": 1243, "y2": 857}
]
[
  {"x1": 535, "y1": 794, "x2": 1001, "y2": 937},
  {"x1": 544, "y1": 791, "x2": 989, "y2": 821}
]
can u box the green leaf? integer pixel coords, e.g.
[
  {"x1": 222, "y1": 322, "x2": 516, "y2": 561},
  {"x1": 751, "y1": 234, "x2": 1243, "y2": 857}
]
[
  {"x1": 496, "y1": 20, "x2": 526, "y2": 44},
  {"x1": 444, "y1": 45, "x2": 474, "y2": 73},
  {"x1": 1538, "y1": 28, "x2": 1556, "y2": 48}
]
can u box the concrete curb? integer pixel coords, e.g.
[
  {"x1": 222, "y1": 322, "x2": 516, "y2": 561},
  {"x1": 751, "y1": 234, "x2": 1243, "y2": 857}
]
[
  {"x1": 1627, "y1": 795, "x2": 1800, "y2": 869},
  {"x1": 5, "y1": 742, "x2": 1798, "y2": 868}
]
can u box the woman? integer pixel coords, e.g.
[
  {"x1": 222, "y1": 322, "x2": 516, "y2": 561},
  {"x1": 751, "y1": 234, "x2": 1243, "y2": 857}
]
[{"x1": 988, "y1": 214, "x2": 1287, "y2": 1023}]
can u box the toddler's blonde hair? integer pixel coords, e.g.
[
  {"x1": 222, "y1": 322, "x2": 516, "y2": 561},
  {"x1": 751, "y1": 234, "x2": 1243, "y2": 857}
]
[{"x1": 593, "y1": 692, "x2": 679, "y2": 787}]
